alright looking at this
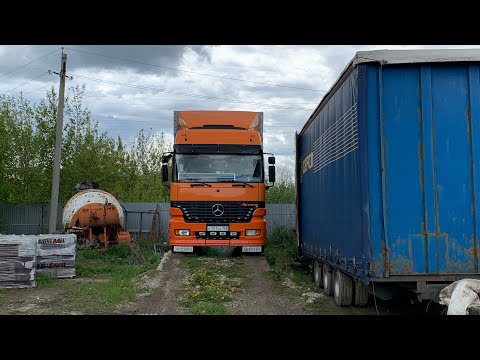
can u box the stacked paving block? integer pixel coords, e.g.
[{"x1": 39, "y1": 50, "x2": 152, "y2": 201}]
[
  {"x1": 35, "y1": 234, "x2": 77, "y2": 278},
  {"x1": 0, "y1": 235, "x2": 37, "y2": 288}
]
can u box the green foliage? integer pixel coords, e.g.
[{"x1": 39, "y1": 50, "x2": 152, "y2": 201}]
[
  {"x1": 76, "y1": 239, "x2": 161, "y2": 275},
  {"x1": 0, "y1": 86, "x2": 172, "y2": 204},
  {"x1": 36, "y1": 274, "x2": 57, "y2": 289},
  {"x1": 265, "y1": 225, "x2": 297, "y2": 271},
  {"x1": 182, "y1": 255, "x2": 244, "y2": 315},
  {"x1": 41, "y1": 241, "x2": 163, "y2": 313},
  {"x1": 190, "y1": 302, "x2": 227, "y2": 315},
  {"x1": 266, "y1": 165, "x2": 295, "y2": 204}
]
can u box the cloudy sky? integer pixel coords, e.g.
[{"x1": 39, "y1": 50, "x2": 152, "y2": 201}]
[{"x1": 1, "y1": 45, "x2": 479, "y2": 174}]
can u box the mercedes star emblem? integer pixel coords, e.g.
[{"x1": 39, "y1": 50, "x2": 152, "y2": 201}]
[{"x1": 212, "y1": 204, "x2": 224, "y2": 217}]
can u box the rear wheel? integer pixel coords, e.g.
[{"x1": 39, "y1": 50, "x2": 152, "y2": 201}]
[
  {"x1": 354, "y1": 279, "x2": 369, "y2": 306},
  {"x1": 323, "y1": 264, "x2": 334, "y2": 296},
  {"x1": 313, "y1": 260, "x2": 323, "y2": 288},
  {"x1": 333, "y1": 269, "x2": 353, "y2": 306}
]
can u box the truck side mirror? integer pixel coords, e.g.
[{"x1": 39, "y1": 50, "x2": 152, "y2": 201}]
[
  {"x1": 268, "y1": 156, "x2": 275, "y2": 165},
  {"x1": 269, "y1": 165, "x2": 276, "y2": 184},
  {"x1": 162, "y1": 164, "x2": 169, "y2": 183}
]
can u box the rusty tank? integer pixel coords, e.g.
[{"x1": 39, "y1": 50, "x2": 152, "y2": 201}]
[{"x1": 62, "y1": 187, "x2": 132, "y2": 249}]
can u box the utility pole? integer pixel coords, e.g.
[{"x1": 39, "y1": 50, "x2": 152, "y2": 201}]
[{"x1": 48, "y1": 49, "x2": 67, "y2": 233}]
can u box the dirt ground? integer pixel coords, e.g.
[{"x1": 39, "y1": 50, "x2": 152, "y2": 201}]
[
  {"x1": 227, "y1": 256, "x2": 313, "y2": 314},
  {"x1": 122, "y1": 252, "x2": 388, "y2": 315},
  {"x1": 121, "y1": 251, "x2": 190, "y2": 315},
  {"x1": 0, "y1": 251, "x2": 444, "y2": 315}
]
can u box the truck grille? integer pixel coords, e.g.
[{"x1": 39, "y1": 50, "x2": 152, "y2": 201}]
[{"x1": 171, "y1": 201, "x2": 264, "y2": 223}]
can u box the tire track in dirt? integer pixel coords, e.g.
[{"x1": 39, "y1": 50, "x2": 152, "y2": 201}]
[
  {"x1": 227, "y1": 255, "x2": 314, "y2": 315},
  {"x1": 123, "y1": 252, "x2": 189, "y2": 315}
]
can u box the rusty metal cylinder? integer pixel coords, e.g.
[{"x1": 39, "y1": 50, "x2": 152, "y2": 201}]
[{"x1": 75, "y1": 203, "x2": 121, "y2": 228}]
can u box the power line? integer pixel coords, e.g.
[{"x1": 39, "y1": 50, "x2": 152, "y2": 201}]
[
  {"x1": 65, "y1": 47, "x2": 326, "y2": 92},
  {"x1": 1, "y1": 71, "x2": 50, "y2": 95},
  {"x1": 25, "y1": 89, "x2": 318, "y2": 106},
  {"x1": 81, "y1": 93, "x2": 318, "y2": 105},
  {"x1": 0, "y1": 48, "x2": 60, "y2": 80},
  {"x1": 23, "y1": 81, "x2": 57, "y2": 95},
  {"x1": 70, "y1": 74, "x2": 315, "y2": 111}
]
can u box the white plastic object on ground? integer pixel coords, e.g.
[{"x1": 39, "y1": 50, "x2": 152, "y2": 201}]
[{"x1": 439, "y1": 279, "x2": 480, "y2": 315}]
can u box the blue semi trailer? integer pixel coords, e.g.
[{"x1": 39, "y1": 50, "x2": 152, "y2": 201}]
[{"x1": 295, "y1": 49, "x2": 480, "y2": 306}]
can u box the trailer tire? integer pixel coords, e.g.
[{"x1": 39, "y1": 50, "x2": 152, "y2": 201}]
[
  {"x1": 334, "y1": 269, "x2": 353, "y2": 306},
  {"x1": 354, "y1": 279, "x2": 369, "y2": 306},
  {"x1": 313, "y1": 260, "x2": 323, "y2": 288},
  {"x1": 323, "y1": 264, "x2": 334, "y2": 296}
]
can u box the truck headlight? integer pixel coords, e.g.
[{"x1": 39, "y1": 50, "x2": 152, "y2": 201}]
[
  {"x1": 175, "y1": 229, "x2": 190, "y2": 236},
  {"x1": 246, "y1": 229, "x2": 260, "y2": 236}
]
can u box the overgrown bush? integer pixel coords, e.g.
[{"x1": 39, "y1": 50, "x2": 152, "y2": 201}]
[{"x1": 265, "y1": 225, "x2": 297, "y2": 271}]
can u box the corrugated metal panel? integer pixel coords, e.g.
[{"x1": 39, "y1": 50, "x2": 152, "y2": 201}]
[
  {"x1": 1, "y1": 202, "x2": 295, "y2": 241},
  {"x1": 0, "y1": 203, "x2": 62, "y2": 235},
  {"x1": 121, "y1": 203, "x2": 170, "y2": 240},
  {"x1": 266, "y1": 204, "x2": 295, "y2": 233}
]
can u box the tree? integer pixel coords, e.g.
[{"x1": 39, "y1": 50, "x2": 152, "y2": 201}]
[
  {"x1": 128, "y1": 129, "x2": 172, "y2": 202},
  {"x1": 266, "y1": 165, "x2": 295, "y2": 204}
]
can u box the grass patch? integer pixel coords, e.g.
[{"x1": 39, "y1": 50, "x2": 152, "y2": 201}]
[
  {"x1": 190, "y1": 302, "x2": 227, "y2": 315},
  {"x1": 182, "y1": 254, "x2": 245, "y2": 315},
  {"x1": 265, "y1": 226, "x2": 314, "y2": 292},
  {"x1": 39, "y1": 239, "x2": 165, "y2": 313},
  {"x1": 0, "y1": 289, "x2": 3, "y2": 305},
  {"x1": 36, "y1": 274, "x2": 57, "y2": 289},
  {"x1": 56, "y1": 266, "x2": 141, "y2": 312},
  {"x1": 265, "y1": 226, "x2": 297, "y2": 272}
]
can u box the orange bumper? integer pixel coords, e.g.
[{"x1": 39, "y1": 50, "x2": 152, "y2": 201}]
[{"x1": 169, "y1": 208, "x2": 266, "y2": 247}]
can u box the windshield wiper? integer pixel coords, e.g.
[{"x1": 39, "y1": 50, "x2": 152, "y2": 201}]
[
  {"x1": 231, "y1": 182, "x2": 254, "y2": 188},
  {"x1": 188, "y1": 181, "x2": 212, "y2": 187}
]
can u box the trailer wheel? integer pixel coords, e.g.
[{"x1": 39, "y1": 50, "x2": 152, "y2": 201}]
[
  {"x1": 322, "y1": 264, "x2": 334, "y2": 296},
  {"x1": 333, "y1": 269, "x2": 353, "y2": 306},
  {"x1": 353, "y1": 279, "x2": 369, "y2": 306},
  {"x1": 313, "y1": 260, "x2": 323, "y2": 288}
]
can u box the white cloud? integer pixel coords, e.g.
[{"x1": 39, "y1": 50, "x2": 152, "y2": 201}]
[{"x1": 3, "y1": 44, "x2": 480, "y2": 175}]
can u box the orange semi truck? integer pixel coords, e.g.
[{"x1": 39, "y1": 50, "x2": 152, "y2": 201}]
[{"x1": 161, "y1": 110, "x2": 276, "y2": 253}]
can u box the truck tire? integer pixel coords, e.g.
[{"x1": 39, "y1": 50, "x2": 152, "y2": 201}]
[
  {"x1": 354, "y1": 279, "x2": 369, "y2": 306},
  {"x1": 323, "y1": 264, "x2": 334, "y2": 296},
  {"x1": 313, "y1": 260, "x2": 323, "y2": 288},
  {"x1": 333, "y1": 269, "x2": 353, "y2": 306}
]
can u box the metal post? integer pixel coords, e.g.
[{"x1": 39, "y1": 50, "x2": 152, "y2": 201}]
[{"x1": 48, "y1": 51, "x2": 67, "y2": 233}]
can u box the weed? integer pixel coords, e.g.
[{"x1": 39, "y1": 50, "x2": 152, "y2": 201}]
[
  {"x1": 190, "y1": 302, "x2": 227, "y2": 315},
  {"x1": 35, "y1": 240, "x2": 164, "y2": 313},
  {"x1": 265, "y1": 225, "x2": 297, "y2": 272},
  {"x1": 182, "y1": 255, "x2": 245, "y2": 315},
  {"x1": 36, "y1": 274, "x2": 57, "y2": 289}
]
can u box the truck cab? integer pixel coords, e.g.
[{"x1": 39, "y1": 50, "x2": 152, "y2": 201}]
[{"x1": 161, "y1": 110, "x2": 275, "y2": 253}]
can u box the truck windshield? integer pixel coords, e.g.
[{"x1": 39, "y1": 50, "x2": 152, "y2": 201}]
[{"x1": 174, "y1": 154, "x2": 263, "y2": 183}]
